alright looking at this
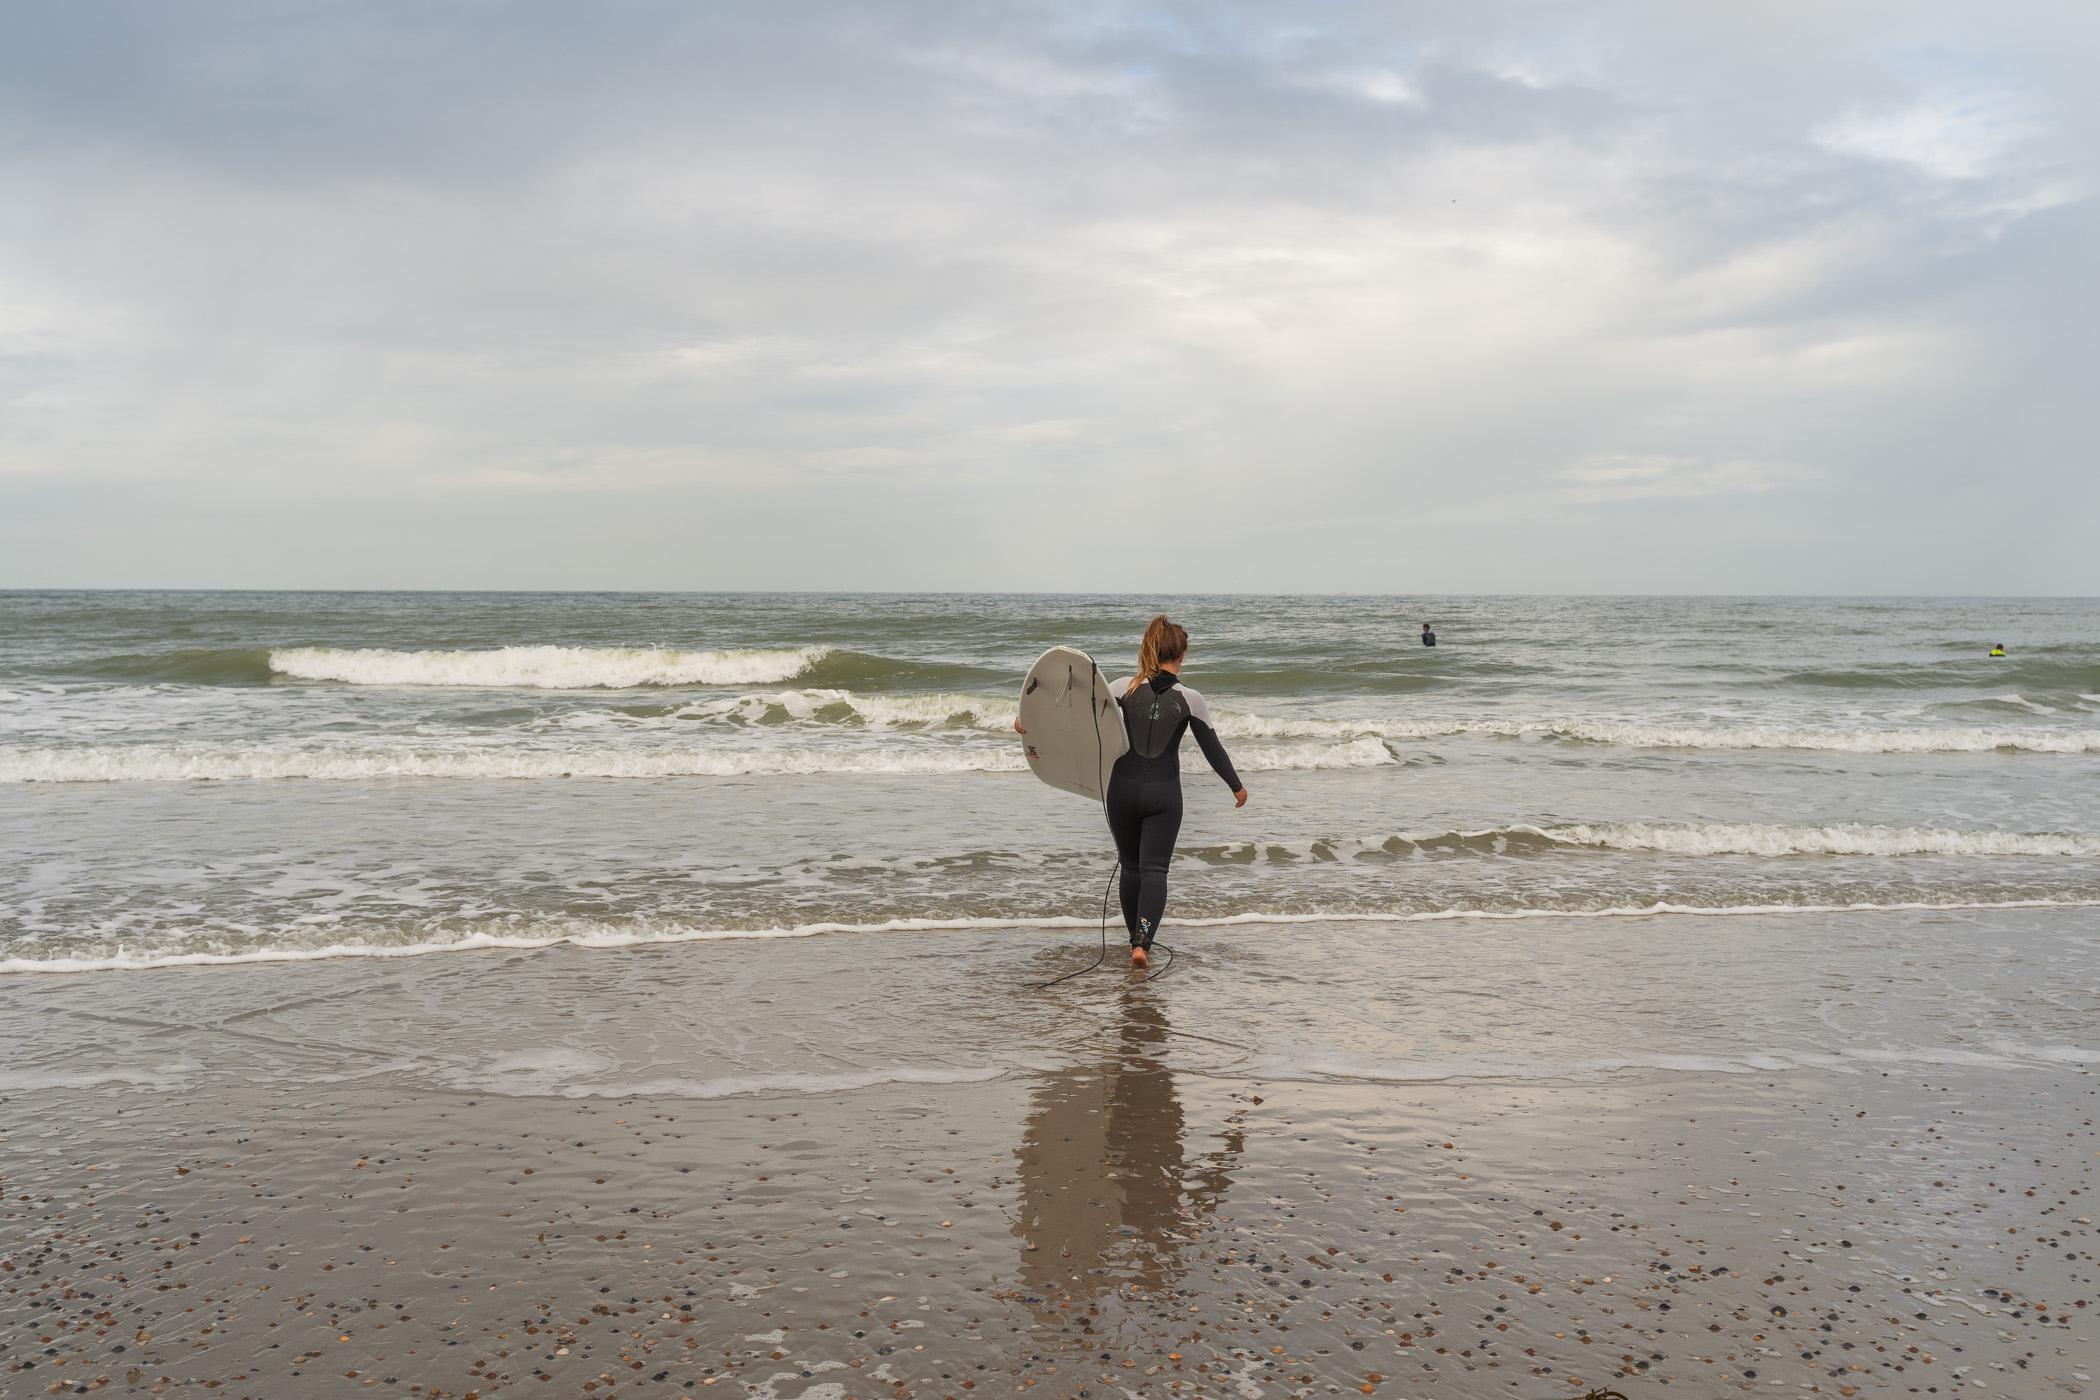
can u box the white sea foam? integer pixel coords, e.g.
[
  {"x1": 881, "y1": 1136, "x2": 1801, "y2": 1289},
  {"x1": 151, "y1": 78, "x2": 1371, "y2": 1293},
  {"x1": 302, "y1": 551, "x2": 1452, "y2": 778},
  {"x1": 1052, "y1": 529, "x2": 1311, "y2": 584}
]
[
  {"x1": 1536, "y1": 820, "x2": 2100, "y2": 858},
  {"x1": 0, "y1": 734, "x2": 1396, "y2": 783},
  {"x1": 269, "y1": 644, "x2": 830, "y2": 688},
  {"x1": 5, "y1": 896, "x2": 2093, "y2": 975},
  {"x1": 1207, "y1": 711, "x2": 1375, "y2": 740},
  {"x1": 1240, "y1": 736, "x2": 1395, "y2": 770}
]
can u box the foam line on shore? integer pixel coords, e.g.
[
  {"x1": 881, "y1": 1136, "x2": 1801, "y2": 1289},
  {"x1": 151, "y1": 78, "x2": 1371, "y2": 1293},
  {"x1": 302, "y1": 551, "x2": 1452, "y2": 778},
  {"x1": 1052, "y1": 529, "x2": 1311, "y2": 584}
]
[{"x1": 7, "y1": 896, "x2": 2096, "y2": 975}]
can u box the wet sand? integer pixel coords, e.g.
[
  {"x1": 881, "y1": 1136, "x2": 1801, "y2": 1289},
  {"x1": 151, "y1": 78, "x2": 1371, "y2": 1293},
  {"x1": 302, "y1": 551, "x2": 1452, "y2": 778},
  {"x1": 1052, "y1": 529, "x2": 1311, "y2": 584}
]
[{"x1": 3, "y1": 910, "x2": 2096, "y2": 1398}]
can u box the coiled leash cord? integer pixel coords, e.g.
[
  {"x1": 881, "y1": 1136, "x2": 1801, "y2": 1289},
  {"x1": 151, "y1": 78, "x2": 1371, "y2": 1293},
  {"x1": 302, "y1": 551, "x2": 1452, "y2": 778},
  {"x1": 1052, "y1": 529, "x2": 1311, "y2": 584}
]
[
  {"x1": 1035, "y1": 855, "x2": 1176, "y2": 987},
  {"x1": 1037, "y1": 857, "x2": 1116, "y2": 989}
]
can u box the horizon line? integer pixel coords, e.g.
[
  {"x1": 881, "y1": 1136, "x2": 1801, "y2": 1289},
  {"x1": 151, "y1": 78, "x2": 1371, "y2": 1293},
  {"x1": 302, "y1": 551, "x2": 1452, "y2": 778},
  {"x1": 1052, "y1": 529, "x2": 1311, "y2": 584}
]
[{"x1": 3, "y1": 586, "x2": 2097, "y2": 602}]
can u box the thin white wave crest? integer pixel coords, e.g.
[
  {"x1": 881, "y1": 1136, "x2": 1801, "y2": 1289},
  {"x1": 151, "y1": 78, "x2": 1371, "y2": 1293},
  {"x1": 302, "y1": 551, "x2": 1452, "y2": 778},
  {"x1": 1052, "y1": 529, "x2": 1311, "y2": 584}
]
[
  {"x1": 1353, "y1": 717, "x2": 2100, "y2": 754},
  {"x1": 1196, "y1": 714, "x2": 2100, "y2": 753},
  {"x1": 0, "y1": 734, "x2": 1395, "y2": 783},
  {"x1": 269, "y1": 644, "x2": 831, "y2": 688},
  {"x1": 443, "y1": 1051, "x2": 1007, "y2": 1101},
  {"x1": 0, "y1": 743, "x2": 1025, "y2": 782},
  {"x1": 1538, "y1": 820, "x2": 2100, "y2": 858},
  {"x1": 1196, "y1": 820, "x2": 2100, "y2": 862},
  {"x1": 644, "y1": 693, "x2": 2100, "y2": 755},
  {"x1": 7, "y1": 896, "x2": 2095, "y2": 975},
  {"x1": 1542, "y1": 718, "x2": 2100, "y2": 754}
]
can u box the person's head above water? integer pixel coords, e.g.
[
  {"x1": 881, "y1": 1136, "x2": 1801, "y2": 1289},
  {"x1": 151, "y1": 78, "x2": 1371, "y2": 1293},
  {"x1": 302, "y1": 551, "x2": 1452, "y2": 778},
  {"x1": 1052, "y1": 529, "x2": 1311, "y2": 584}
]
[{"x1": 1129, "y1": 614, "x2": 1188, "y2": 695}]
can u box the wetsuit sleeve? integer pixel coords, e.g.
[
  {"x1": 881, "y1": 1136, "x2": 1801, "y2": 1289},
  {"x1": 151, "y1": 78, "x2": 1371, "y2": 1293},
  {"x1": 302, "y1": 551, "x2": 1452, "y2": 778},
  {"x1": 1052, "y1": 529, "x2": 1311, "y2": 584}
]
[{"x1": 1178, "y1": 687, "x2": 1243, "y2": 792}]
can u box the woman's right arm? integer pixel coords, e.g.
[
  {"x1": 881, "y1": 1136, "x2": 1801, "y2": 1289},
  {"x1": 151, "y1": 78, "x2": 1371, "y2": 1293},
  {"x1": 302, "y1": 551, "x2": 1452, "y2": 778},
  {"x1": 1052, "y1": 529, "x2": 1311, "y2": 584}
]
[{"x1": 1180, "y1": 687, "x2": 1246, "y2": 802}]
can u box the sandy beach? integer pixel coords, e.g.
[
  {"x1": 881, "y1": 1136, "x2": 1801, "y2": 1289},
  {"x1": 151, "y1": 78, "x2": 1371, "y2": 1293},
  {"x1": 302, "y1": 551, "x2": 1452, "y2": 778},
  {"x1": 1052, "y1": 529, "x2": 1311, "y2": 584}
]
[{"x1": 4, "y1": 904, "x2": 2094, "y2": 1399}]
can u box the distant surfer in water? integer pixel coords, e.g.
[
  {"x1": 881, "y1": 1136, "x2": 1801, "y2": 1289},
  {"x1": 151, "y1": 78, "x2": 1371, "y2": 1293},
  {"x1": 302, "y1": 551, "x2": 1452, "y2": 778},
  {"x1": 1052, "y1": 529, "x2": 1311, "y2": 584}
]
[
  {"x1": 1107, "y1": 616, "x2": 1248, "y2": 969},
  {"x1": 1989, "y1": 644, "x2": 2006, "y2": 657},
  {"x1": 1421, "y1": 622, "x2": 1437, "y2": 647}
]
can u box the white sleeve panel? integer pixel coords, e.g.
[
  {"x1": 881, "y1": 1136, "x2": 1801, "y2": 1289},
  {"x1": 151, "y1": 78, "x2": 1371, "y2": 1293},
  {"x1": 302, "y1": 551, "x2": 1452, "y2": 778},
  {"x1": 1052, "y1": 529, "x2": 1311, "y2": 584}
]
[{"x1": 1178, "y1": 684, "x2": 1214, "y2": 727}]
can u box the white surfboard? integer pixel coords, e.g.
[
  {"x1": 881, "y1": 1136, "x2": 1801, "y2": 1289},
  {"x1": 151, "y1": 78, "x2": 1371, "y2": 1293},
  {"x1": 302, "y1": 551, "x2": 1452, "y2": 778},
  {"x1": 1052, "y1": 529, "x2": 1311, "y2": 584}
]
[{"x1": 1017, "y1": 646, "x2": 1128, "y2": 801}]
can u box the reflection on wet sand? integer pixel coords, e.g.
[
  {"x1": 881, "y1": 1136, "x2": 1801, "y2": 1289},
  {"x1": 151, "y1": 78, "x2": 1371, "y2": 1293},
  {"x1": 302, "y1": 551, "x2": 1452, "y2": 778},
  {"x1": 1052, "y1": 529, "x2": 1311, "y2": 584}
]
[{"x1": 1013, "y1": 989, "x2": 1243, "y2": 1309}]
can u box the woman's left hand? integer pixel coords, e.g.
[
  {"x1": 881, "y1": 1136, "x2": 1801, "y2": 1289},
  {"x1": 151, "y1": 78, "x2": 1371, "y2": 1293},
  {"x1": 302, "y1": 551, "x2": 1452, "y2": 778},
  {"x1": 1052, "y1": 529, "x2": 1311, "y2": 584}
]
[
  {"x1": 1013, "y1": 718, "x2": 1025, "y2": 734},
  {"x1": 1233, "y1": 787, "x2": 1249, "y2": 808}
]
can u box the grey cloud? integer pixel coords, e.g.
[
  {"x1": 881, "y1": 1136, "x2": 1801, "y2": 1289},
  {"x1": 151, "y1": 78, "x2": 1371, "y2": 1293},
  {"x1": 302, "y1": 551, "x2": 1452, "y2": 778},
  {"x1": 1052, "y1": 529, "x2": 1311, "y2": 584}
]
[{"x1": 0, "y1": 1, "x2": 2094, "y2": 591}]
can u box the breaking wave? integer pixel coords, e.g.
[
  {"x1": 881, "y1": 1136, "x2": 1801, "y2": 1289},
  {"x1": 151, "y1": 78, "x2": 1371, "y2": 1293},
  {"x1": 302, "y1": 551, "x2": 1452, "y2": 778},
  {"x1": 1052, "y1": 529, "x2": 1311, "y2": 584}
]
[{"x1": 268, "y1": 644, "x2": 832, "y2": 688}]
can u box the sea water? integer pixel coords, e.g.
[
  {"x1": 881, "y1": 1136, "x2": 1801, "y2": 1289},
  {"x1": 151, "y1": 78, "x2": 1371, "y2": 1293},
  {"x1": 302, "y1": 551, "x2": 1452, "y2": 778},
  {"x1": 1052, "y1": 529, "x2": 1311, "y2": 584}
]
[{"x1": 2, "y1": 590, "x2": 2097, "y2": 972}]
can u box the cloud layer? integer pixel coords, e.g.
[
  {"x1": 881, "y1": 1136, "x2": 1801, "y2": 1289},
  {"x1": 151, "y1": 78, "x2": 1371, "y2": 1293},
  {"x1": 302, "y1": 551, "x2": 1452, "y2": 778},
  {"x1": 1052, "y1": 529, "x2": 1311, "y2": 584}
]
[{"x1": 2, "y1": 2, "x2": 2094, "y2": 591}]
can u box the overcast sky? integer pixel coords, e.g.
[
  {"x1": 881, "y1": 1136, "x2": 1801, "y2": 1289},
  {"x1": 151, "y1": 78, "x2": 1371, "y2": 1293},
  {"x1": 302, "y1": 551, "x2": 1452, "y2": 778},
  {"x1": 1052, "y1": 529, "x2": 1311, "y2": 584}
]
[{"x1": 2, "y1": 2, "x2": 2094, "y2": 592}]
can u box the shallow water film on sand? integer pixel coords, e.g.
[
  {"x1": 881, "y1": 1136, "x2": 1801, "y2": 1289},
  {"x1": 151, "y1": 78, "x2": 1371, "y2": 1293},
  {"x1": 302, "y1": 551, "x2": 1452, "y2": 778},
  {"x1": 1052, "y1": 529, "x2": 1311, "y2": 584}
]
[{"x1": 1, "y1": 591, "x2": 2096, "y2": 1397}]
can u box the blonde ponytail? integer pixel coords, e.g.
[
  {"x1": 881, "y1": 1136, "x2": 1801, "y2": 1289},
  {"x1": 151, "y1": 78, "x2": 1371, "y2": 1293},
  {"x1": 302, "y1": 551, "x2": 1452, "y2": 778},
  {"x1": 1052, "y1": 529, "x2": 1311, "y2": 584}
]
[{"x1": 1127, "y1": 614, "x2": 1189, "y2": 696}]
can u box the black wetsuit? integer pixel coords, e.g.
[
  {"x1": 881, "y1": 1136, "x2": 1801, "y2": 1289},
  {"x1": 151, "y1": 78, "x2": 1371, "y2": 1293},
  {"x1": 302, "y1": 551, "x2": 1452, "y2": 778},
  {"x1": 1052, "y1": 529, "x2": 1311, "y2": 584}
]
[{"x1": 1106, "y1": 672, "x2": 1242, "y2": 949}]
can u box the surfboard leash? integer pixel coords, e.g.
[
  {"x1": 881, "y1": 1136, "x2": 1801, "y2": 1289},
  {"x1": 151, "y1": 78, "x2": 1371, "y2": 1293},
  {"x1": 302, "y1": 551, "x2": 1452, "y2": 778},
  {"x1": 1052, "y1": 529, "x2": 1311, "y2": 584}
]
[
  {"x1": 1144, "y1": 937, "x2": 1176, "y2": 982},
  {"x1": 1036, "y1": 856, "x2": 1117, "y2": 989}
]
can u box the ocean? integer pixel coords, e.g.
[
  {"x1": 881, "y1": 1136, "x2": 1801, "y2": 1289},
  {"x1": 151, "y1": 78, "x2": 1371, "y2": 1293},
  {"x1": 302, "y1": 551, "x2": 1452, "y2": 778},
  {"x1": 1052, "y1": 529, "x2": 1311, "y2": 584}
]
[{"x1": 2, "y1": 590, "x2": 2097, "y2": 975}]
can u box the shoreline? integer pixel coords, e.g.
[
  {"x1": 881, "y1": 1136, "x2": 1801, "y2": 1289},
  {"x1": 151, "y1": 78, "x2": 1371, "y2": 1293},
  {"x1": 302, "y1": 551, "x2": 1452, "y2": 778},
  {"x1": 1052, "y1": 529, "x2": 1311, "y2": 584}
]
[{"x1": 10, "y1": 892, "x2": 2100, "y2": 977}]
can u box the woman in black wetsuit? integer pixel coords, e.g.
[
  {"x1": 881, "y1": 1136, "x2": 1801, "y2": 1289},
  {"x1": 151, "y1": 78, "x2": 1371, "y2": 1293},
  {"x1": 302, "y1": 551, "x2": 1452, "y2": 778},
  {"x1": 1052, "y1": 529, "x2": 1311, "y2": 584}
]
[{"x1": 1107, "y1": 615, "x2": 1249, "y2": 968}]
